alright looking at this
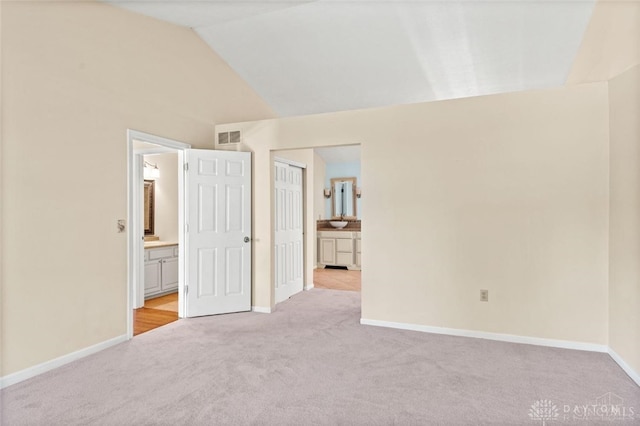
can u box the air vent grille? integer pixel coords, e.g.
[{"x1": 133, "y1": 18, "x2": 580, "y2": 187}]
[
  {"x1": 218, "y1": 132, "x2": 229, "y2": 144},
  {"x1": 218, "y1": 130, "x2": 241, "y2": 145}
]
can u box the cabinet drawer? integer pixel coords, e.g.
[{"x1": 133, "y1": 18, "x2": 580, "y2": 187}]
[
  {"x1": 173, "y1": 247, "x2": 179, "y2": 257},
  {"x1": 336, "y1": 252, "x2": 353, "y2": 265},
  {"x1": 336, "y1": 238, "x2": 353, "y2": 253},
  {"x1": 148, "y1": 247, "x2": 175, "y2": 260},
  {"x1": 318, "y1": 231, "x2": 353, "y2": 238}
]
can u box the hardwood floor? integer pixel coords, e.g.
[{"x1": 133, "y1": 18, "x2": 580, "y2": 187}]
[
  {"x1": 314, "y1": 267, "x2": 361, "y2": 291},
  {"x1": 144, "y1": 292, "x2": 178, "y2": 311},
  {"x1": 134, "y1": 293, "x2": 178, "y2": 336}
]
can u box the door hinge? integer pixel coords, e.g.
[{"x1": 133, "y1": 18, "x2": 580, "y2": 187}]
[
  {"x1": 185, "y1": 223, "x2": 189, "y2": 233},
  {"x1": 184, "y1": 163, "x2": 189, "y2": 171},
  {"x1": 185, "y1": 285, "x2": 189, "y2": 295}
]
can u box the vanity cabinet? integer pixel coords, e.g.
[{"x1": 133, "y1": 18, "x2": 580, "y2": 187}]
[
  {"x1": 317, "y1": 231, "x2": 360, "y2": 270},
  {"x1": 144, "y1": 245, "x2": 179, "y2": 299}
]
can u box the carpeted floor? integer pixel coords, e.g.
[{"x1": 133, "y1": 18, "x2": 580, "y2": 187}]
[{"x1": 2, "y1": 289, "x2": 638, "y2": 425}]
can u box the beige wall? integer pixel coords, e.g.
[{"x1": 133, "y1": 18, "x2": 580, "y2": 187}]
[
  {"x1": 313, "y1": 153, "x2": 327, "y2": 222},
  {"x1": 608, "y1": 63, "x2": 640, "y2": 375},
  {"x1": 219, "y1": 82, "x2": 610, "y2": 345},
  {"x1": 313, "y1": 153, "x2": 326, "y2": 264},
  {"x1": 0, "y1": 0, "x2": 4, "y2": 373},
  {"x1": 1, "y1": 2, "x2": 274, "y2": 376},
  {"x1": 568, "y1": 0, "x2": 640, "y2": 84},
  {"x1": 145, "y1": 153, "x2": 179, "y2": 242}
]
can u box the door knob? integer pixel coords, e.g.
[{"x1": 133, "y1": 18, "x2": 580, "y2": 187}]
[{"x1": 244, "y1": 236, "x2": 251, "y2": 243}]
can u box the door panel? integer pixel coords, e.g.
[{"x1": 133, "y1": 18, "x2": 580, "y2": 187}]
[{"x1": 185, "y1": 149, "x2": 251, "y2": 317}]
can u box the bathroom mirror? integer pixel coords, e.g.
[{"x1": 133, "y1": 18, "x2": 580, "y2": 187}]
[
  {"x1": 144, "y1": 180, "x2": 155, "y2": 235},
  {"x1": 331, "y1": 177, "x2": 357, "y2": 219}
]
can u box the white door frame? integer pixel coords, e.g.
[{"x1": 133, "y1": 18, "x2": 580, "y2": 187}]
[{"x1": 126, "y1": 129, "x2": 191, "y2": 339}]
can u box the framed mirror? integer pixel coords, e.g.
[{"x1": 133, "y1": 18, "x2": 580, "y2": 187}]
[
  {"x1": 143, "y1": 180, "x2": 155, "y2": 235},
  {"x1": 331, "y1": 177, "x2": 357, "y2": 219}
]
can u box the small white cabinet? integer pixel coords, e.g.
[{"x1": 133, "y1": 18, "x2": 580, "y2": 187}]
[
  {"x1": 319, "y1": 237, "x2": 337, "y2": 265},
  {"x1": 144, "y1": 244, "x2": 179, "y2": 299},
  {"x1": 317, "y1": 231, "x2": 360, "y2": 270}
]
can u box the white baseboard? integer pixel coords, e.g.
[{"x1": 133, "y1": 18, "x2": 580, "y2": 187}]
[
  {"x1": 252, "y1": 306, "x2": 272, "y2": 314},
  {"x1": 360, "y1": 318, "x2": 609, "y2": 353},
  {"x1": 305, "y1": 284, "x2": 315, "y2": 290},
  {"x1": 608, "y1": 348, "x2": 640, "y2": 387},
  {"x1": 0, "y1": 334, "x2": 128, "y2": 389}
]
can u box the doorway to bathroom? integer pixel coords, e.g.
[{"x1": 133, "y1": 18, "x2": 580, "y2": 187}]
[
  {"x1": 127, "y1": 130, "x2": 254, "y2": 338},
  {"x1": 272, "y1": 145, "x2": 362, "y2": 301},
  {"x1": 130, "y1": 136, "x2": 185, "y2": 336}
]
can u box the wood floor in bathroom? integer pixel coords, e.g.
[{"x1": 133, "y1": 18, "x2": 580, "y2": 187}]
[
  {"x1": 313, "y1": 267, "x2": 361, "y2": 292},
  {"x1": 134, "y1": 268, "x2": 360, "y2": 336},
  {"x1": 134, "y1": 293, "x2": 178, "y2": 336}
]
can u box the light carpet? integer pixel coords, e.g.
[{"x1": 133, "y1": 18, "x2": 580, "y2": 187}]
[{"x1": 2, "y1": 289, "x2": 638, "y2": 425}]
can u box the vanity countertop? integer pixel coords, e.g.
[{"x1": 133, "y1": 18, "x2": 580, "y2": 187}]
[
  {"x1": 144, "y1": 241, "x2": 178, "y2": 249},
  {"x1": 317, "y1": 227, "x2": 361, "y2": 232}
]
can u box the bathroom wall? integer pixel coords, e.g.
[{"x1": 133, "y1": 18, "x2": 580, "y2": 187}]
[
  {"x1": 324, "y1": 161, "x2": 361, "y2": 219},
  {"x1": 144, "y1": 152, "x2": 179, "y2": 242}
]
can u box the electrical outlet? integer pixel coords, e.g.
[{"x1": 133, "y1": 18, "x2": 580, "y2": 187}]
[
  {"x1": 117, "y1": 219, "x2": 126, "y2": 233},
  {"x1": 480, "y1": 289, "x2": 489, "y2": 302}
]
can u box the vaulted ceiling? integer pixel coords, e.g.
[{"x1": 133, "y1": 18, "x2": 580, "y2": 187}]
[{"x1": 107, "y1": 0, "x2": 598, "y2": 117}]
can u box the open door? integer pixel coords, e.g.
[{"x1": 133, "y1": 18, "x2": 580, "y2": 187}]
[
  {"x1": 184, "y1": 149, "x2": 251, "y2": 317},
  {"x1": 274, "y1": 161, "x2": 304, "y2": 303}
]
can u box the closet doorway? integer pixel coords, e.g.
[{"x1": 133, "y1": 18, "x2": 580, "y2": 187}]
[{"x1": 274, "y1": 159, "x2": 305, "y2": 304}]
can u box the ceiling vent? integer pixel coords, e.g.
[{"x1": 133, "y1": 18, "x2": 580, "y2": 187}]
[{"x1": 218, "y1": 130, "x2": 241, "y2": 145}]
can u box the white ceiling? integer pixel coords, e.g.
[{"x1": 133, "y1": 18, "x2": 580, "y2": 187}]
[{"x1": 107, "y1": 0, "x2": 596, "y2": 117}]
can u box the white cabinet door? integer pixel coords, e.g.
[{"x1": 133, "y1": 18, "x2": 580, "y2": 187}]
[
  {"x1": 336, "y1": 252, "x2": 354, "y2": 265},
  {"x1": 185, "y1": 149, "x2": 251, "y2": 317},
  {"x1": 144, "y1": 260, "x2": 162, "y2": 295},
  {"x1": 319, "y1": 238, "x2": 336, "y2": 265},
  {"x1": 161, "y1": 257, "x2": 179, "y2": 292}
]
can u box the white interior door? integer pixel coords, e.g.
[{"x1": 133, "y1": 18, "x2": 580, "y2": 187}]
[
  {"x1": 185, "y1": 149, "x2": 251, "y2": 317},
  {"x1": 274, "y1": 161, "x2": 304, "y2": 304}
]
